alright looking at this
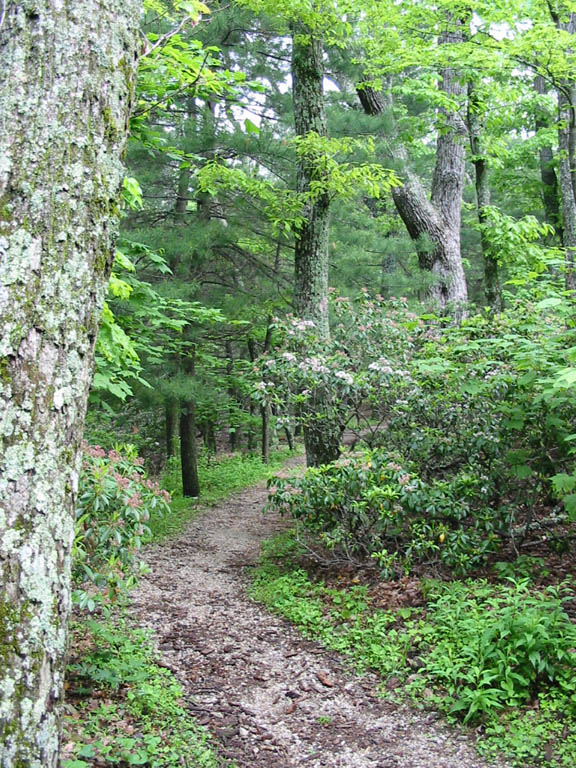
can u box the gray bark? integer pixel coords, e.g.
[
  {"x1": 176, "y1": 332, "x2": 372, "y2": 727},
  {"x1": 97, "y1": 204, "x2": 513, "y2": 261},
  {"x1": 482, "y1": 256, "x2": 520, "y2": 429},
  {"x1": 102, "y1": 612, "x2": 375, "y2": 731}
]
[
  {"x1": 467, "y1": 82, "x2": 502, "y2": 309},
  {"x1": 548, "y1": 7, "x2": 576, "y2": 288},
  {"x1": 357, "y1": 24, "x2": 469, "y2": 313},
  {"x1": 292, "y1": 22, "x2": 330, "y2": 339},
  {"x1": 0, "y1": 2, "x2": 139, "y2": 765},
  {"x1": 558, "y1": 85, "x2": 576, "y2": 289}
]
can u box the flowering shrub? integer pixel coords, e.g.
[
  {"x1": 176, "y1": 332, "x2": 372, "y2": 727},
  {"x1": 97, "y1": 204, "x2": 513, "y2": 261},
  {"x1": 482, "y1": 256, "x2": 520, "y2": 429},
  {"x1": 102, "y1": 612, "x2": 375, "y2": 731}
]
[
  {"x1": 267, "y1": 449, "x2": 506, "y2": 576},
  {"x1": 73, "y1": 444, "x2": 171, "y2": 611},
  {"x1": 260, "y1": 279, "x2": 576, "y2": 574}
]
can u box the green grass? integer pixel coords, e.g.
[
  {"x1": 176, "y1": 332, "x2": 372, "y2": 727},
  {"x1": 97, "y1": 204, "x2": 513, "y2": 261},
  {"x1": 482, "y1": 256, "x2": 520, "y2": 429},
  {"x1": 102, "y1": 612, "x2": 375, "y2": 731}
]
[
  {"x1": 249, "y1": 528, "x2": 576, "y2": 768},
  {"x1": 63, "y1": 616, "x2": 235, "y2": 768},
  {"x1": 149, "y1": 446, "x2": 300, "y2": 540}
]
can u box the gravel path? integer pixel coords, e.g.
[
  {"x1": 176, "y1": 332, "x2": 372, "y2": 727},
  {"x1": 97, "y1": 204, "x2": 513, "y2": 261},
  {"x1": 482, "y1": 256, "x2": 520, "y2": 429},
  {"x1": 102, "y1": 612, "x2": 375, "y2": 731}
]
[{"x1": 130, "y1": 459, "x2": 511, "y2": 768}]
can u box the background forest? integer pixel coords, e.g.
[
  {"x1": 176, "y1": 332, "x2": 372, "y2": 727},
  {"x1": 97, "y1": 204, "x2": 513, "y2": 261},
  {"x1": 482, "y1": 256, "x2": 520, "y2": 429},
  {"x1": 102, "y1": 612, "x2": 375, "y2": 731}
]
[
  {"x1": 5, "y1": 0, "x2": 576, "y2": 767},
  {"x1": 67, "y1": 1, "x2": 576, "y2": 763}
]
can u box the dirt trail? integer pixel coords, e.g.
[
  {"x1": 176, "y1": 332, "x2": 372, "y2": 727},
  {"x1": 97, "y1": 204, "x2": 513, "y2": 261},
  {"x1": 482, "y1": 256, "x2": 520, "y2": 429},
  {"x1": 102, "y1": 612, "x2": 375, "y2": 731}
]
[{"x1": 130, "y1": 459, "x2": 510, "y2": 768}]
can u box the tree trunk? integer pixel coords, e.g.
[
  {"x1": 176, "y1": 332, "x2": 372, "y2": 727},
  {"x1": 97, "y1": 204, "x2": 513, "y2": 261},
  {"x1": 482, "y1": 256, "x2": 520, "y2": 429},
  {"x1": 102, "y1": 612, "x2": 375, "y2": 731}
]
[
  {"x1": 165, "y1": 399, "x2": 178, "y2": 459},
  {"x1": 247, "y1": 337, "x2": 258, "y2": 452},
  {"x1": 467, "y1": 82, "x2": 502, "y2": 309},
  {"x1": 548, "y1": 7, "x2": 576, "y2": 289},
  {"x1": 292, "y1": 25, "x2": 341, "y2": 466},
  {"x1": 534, "y1": 76, "x2": 562, "y2": 240},
  {"x1": 558, "y1": 86, "x2": 576, "y2": 290},
  {"x1": 356, "y1": 22, "x2": 469, "y2": 313},
  {"x1": 225, "y1": 340, "x2": 240, "y2": 451},
  {"x1": 179, "y1": 345, "x2": 200, "y2": 496},
  {"x1": 180, "y1": 404, "x2": 200, "y2": 497},
  {"x1": 261, "y1": 403, "x2": 271, "y2": 464},
  {"x1": 0, "y1": 3, "x2": 139, "y2": 765},
  {"x1": 292, "y1": 22, "x2": 330, "y2": 339}
]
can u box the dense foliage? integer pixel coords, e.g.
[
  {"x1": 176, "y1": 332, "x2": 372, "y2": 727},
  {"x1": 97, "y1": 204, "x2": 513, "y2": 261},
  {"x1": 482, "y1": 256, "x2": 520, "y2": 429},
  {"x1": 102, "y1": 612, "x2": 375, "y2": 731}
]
[{"x1": 263, "y1": 281, "x2": 576, "y2": 574}]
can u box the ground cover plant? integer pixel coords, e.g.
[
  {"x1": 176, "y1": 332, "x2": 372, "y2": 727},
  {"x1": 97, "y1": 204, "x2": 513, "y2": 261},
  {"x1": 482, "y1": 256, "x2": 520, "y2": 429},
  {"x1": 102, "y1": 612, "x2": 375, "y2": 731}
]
[
  {"x1": 61, "y1": 618, "x2": 235, "y2": 768},
  {"x1": 249, "y1": 529, "x2": 576, "y2": 767}
]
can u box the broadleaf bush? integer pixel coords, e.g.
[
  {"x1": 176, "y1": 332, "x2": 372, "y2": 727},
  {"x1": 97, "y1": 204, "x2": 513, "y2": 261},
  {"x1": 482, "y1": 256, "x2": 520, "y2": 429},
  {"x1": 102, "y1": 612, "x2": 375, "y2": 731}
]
[{"x1": 73, "y1": 443, "x2": 171, "y2": 611}]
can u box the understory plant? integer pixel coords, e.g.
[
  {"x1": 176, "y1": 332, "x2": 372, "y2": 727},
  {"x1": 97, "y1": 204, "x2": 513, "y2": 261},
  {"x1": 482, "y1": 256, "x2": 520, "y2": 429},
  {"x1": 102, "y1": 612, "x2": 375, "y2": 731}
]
[
  {"x1": 250, "y1": 530, "x2": 576, "y2": 766},
  {"x1": 62, "y1": 618, "x2": 234, "y2": 768},
  {"x1": 267, "y1": 449, "x2": 505, "y2": 575},
  {"x1": 73, "y1": 443, "x2": 171, "y2": 611},
  {"x1": 259, "y1": 277, "x2": 576, "y2": 573}
]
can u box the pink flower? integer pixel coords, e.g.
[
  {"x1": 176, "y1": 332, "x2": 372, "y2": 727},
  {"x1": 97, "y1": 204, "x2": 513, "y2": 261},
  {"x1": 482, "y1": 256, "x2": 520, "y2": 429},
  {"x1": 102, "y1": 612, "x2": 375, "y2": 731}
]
[{"x1": 126, "y1": 493, "x2": 142, "y2": 509}]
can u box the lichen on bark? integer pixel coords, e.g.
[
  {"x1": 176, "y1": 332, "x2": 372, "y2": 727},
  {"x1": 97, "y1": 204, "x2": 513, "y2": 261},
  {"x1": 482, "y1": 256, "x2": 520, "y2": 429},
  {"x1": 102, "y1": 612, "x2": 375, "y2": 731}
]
[{"x1": 0, "y1": 2, "x2": 140, "y2": 766}]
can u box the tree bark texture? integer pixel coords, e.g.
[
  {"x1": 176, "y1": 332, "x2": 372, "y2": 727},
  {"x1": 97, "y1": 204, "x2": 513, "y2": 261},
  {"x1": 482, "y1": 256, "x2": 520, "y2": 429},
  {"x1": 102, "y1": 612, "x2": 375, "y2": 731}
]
[
  {"x1": 534, "y1": 76, "x2": 562, "y2": 240},
  {"x1": 165, "y1": 399, "x2": 178, "y2": 459},
  {"x1": 0, "y1": 2, "x2": 139, "y2": 766},
  {"x1": 179, "y1": 405, "x2": 200, "y2": 497},
  {"x1": 292, "y1": 25, "x2": 341, "y2": 466},
  {"x1": 292, "y1": 23, "x2": 330, "y2": 339},
  {"x1": 549, "y1": 7, "x2": 576, "y2": 289},
  {"x1": 467, "y1": 82, "x2": 502, "y2": 309},
  {"x1": 357, "y1": 25, "x2": 469, "y2": 313}
]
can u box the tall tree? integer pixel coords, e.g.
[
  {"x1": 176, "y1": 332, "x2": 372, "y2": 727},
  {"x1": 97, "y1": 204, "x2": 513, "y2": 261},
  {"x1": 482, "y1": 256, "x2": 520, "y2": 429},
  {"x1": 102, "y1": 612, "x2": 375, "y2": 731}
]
[
  {"x1": 292, "y1": 21, "x2": 331, "y2": 338},
  {"x1": 467, "y1": 81, "x2": 502, "y2": 309},
  {"x1": 0, "y1": 2, "x2": 139, "y2": 764},
  {"x1": 353, "y1": 7, "x2": 470, "y2": 312}
]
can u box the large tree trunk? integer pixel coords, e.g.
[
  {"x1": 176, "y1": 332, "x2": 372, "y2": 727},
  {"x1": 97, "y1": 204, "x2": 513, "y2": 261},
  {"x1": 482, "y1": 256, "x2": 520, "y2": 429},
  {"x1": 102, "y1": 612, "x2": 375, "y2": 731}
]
[
  {"x1": 467, "y1": 82, "x2": 502, "y2": 309},
  {"x1": 558, "y1": 85, "x2": 576, "y2": 290},
  {"x1": 357, "y1": 22, "x2": 469, "y2": 313},
  {"x1": 292, "y1": 23, "x2": 340, "y2": 466},
  {"x1": 292, "y1": 22, "x2": 330, "y2": 339},
  {"x1": 0, "y1": 3, "x2": 139, "y2": 765}
]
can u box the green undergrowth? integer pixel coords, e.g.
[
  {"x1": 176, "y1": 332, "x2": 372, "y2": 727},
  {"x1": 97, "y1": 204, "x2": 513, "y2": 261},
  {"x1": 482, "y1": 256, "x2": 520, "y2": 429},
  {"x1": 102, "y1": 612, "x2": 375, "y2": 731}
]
[
  {"x1": 150, "y1": 446, "x2": 299, "y2": 539},
  {"x1": 249, "y1": 529, "x2": 576, "y2": 767},
  {"x1": 62, "y1": 615, "x2": 235, "y2": 768}
]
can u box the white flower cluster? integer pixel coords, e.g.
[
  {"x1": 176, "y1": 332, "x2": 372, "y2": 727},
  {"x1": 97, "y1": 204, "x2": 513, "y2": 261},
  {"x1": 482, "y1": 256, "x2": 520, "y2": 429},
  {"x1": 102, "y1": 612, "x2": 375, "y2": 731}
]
[
  {"x1": 368, "y1": 358, "x2": 393, "y2": 374},
  {"x1": 298, "y1": 357, "x2": 329, "y2": 374},
  {"x1": 334, "y1": 370, "x2": 354, "y2": 386},
  {"x1": 255, "y1": 381, "x2": 274, "y2": 391},
  {"x1": 368, "y1": 358, "x2": 410, "y2": 377},
  {"x1": 287, "y1": 318, "x2": 316, "y2": 335},
  {"x1": 281, "y1": 352, "x2": 297, "y2": 362}
]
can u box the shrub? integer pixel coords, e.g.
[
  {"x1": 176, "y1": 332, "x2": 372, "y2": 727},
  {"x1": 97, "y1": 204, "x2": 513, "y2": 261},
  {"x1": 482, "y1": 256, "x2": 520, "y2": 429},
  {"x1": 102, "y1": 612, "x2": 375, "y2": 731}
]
[
  {"x1": 73, "y1": 444, "x2": 171, "y2": 611},
  {"x1": 267, "y1": 449, "x2": 505, "y2": 575}
]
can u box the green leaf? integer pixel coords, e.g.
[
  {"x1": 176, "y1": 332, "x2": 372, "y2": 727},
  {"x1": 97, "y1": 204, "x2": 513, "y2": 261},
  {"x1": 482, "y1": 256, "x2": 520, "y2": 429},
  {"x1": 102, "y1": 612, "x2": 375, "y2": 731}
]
[
  {"x1": 244, "y1": 118, "x2": 260, "y2": 134},
  {"x1": 534, "y1": 297, "x2": 563, "y2": 309},
  {"x1": 562, "y1": 493, "x2": 576, "y2": 520}
]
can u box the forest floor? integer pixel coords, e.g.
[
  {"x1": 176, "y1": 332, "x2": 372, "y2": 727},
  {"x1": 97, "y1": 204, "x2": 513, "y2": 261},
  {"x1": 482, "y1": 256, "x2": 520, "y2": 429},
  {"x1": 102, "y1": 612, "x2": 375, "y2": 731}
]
[{"x1": 130, "y1": 455, "x2": 512, "y2": 768}]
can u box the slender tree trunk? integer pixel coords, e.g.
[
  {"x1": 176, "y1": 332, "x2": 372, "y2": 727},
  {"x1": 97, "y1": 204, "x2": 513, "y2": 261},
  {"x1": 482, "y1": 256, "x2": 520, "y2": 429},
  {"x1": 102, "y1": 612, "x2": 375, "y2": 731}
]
[
  {"x1": 535, "y1": 75, "x2": 563, "y2": 240},
  {"x1": 247, "y1": 337, "x2": 258, "y2": 453},
  {"x1": 225, "y1": 341, "x2": 240, "y2": 451},
  {"x1": 261, "y1": 403, "x2": 271, "y2": 464},
  {"x1": 467, "y1": 82, "x2": 502, "y2": 309},
  {"x1": 0, "y1": 3, "x2": 139, "y2": 765},
  {"x1": 165, "y1": 399, "x2": 178, "y2": 459},
  {"x1": 180, "y1": 404, "x2": 200, "y2": 497},
  {"x1": 292, "y1": 22, "x2": 330, "y2": 338},
  {"x1": 179, "y1": 347, "x2": 200, "y2": 497}
]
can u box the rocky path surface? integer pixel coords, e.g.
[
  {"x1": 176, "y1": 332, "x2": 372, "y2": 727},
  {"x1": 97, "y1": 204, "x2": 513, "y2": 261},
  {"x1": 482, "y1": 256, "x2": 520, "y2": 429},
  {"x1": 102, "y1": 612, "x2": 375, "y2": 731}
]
[{"x1": 130, "y1": 459, "x2": 509, "y2": 768}]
